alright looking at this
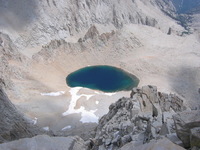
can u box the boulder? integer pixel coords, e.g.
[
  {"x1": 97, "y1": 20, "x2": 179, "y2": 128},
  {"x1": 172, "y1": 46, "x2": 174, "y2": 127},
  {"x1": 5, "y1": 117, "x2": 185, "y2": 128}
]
[
  {"x1": 121, "y1": 138, "x2": 186, "y2": 150},
  {"x1": 142, "y1": 85, "x2": 158, "y2": 103},
  {"x1": 173, "y1": 111, "x2": 200, "y2": 148},
  {"x1": 0, "y1": 135, "x2": 86, "y2": 150}
]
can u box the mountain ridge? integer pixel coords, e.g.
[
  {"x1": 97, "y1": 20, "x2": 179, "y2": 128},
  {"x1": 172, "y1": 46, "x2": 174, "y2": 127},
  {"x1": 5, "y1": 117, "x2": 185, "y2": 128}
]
[{"x1": 0, "y1": 0, "x2": 183, "y2": 51}]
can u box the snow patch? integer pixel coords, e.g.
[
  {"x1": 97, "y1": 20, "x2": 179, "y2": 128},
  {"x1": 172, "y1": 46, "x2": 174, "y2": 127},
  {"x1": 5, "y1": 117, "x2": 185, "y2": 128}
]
[
  {"x1": 43, "y1": 126, "x2": 49, "y2": 131},
  {"x1": 32, "y1": 117, "x2": 38, "y2": 125},
  {"x1": 62, "y1": 87, "x2": 98, "y2": 123},
  {"x1": 104, "y1": 92, "x2": 116, "y2": 96},
  {"x1": 94, "y1": 91, "x2": 116, "y2": 96},
  {"x1": 96, "y1": 101, "x2": 99, "y2": 104},
  {"x1": 62, "y1": 125, "x2": 72, "y2": 131},
  {"x1": 41, "y1": 91, "x2": 65, "y2": 96},
  {"x1": 79, "y1": 107, "x2": 98, "y2": 123}
]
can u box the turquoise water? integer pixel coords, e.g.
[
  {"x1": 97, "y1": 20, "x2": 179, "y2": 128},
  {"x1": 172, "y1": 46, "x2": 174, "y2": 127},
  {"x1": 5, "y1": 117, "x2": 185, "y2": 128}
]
[{"x1": 66, "y1": 65, "x2": 139, "y2": 92}]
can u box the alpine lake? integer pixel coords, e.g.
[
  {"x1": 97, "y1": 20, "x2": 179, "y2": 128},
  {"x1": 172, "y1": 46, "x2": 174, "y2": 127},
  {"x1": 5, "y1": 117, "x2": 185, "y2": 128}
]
[{"x1": 66, "y1": 65, "x2": 139, "y2": 92}]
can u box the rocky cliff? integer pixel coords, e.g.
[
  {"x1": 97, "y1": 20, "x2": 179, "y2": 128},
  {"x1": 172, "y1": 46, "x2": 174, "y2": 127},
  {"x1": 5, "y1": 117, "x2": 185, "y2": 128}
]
[
  {"x1": 0, "y1": 32, "x2": 27, "y2": 91},
  {"x1": 0, "y1": 0, "x2": 182, "y2": 50},
  {"x1": 83, "y1": 85, "x2": 200, "y2": 150},
  {"x1": 89, "y1": 85, "x2": 187, "y2": 149}
]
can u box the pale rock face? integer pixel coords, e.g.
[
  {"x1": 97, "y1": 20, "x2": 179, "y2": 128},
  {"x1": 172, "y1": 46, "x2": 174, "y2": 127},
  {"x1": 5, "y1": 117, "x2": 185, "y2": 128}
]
[
  {"x1": 121, "y1": 138, "x2": 186, "y2": 150},
  {"x1": 0, "y1": 135, "x2": 86, "y2": 150},
  {"x1": 0, "y1": 0, "x2": 182, "y2": 50},
  {"x1": 173, "y1": 111, "x2": 200, "y2": 148},
  {"x1": 0, "y1": 32, "x2": 27, "y2": 91}
]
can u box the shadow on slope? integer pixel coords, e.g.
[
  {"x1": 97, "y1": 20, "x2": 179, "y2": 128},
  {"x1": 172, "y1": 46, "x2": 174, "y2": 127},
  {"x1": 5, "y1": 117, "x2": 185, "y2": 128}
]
[
  {"x1": 0, "y1": 0, "x2": 38, "y2": 31},
  {"x1": 169, "y1": 66, "x2": 200, "y2": 108}
]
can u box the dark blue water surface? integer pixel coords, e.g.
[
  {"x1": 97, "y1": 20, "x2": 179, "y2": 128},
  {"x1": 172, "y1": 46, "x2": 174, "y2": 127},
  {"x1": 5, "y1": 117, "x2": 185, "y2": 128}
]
[{"x1": 66, "y1": 66, "x2": 139, "y2": 92}]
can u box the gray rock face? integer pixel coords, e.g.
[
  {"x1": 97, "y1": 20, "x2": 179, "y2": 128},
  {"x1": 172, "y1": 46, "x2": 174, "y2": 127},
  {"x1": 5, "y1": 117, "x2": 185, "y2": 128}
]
[
  {"x1": 0, "y1": 0, "x2": 180, "y2": 49},
  {"x1": 92, "y1": 85, "x2": 186, "y2": 149},
  {"x1": 190, "y1": 127, "x2": 200, "y2": 148},
  {"x1": 121, "y1": 138, "x2": 186, "y2": 150},
  {"x1": 155, "y1": 0, "x2": 177, "y2": 17},
  {"x1": 167, "y1": 133, "x2": 184, "y2": 146},
  {"x1": 158, "y1": 92, "x2": 186, "y2": 112},
  {"x1": 0, "y1": 88, "x2": 44, "y2": 143},
  {"x1": 173, "y1": 111, "x2": 200, "y2": 148},
  {"x1": 0, "y1": 32, "x2": 26, "y2": 90},
  {"x1": 0, "y1": 135, "x2": 86, "y2": 150}
]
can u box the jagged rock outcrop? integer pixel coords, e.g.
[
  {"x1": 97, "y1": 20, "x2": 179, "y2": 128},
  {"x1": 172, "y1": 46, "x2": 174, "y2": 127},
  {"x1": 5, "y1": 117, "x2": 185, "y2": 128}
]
[
  {"x1": 0, "y1": 88, "x2": 45, "y2": 143},
  {"x1": 90, "y1": 85, "x2": 186, "y2": 150},
  {"x1": 173, "y1": 111, "x2": 200, "y2": 148},
  {"x1": 0, "y1": 135, "x2": 86, "y2": 150},
  {"x1": 82, "y1": 25, "x2": 100, "y2": 41},
  {"x1": 32, "y1": 25, "x2": 141, "y2": 62}
]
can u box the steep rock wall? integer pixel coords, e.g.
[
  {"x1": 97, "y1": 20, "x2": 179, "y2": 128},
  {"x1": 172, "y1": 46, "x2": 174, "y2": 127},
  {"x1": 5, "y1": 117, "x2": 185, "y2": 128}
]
[
  {"x1": 0, "y1": 87, "x2": 45, "y2": 143},
  {"x1": 0, "y1": 0, "x2": 182, "y2": 49}
]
